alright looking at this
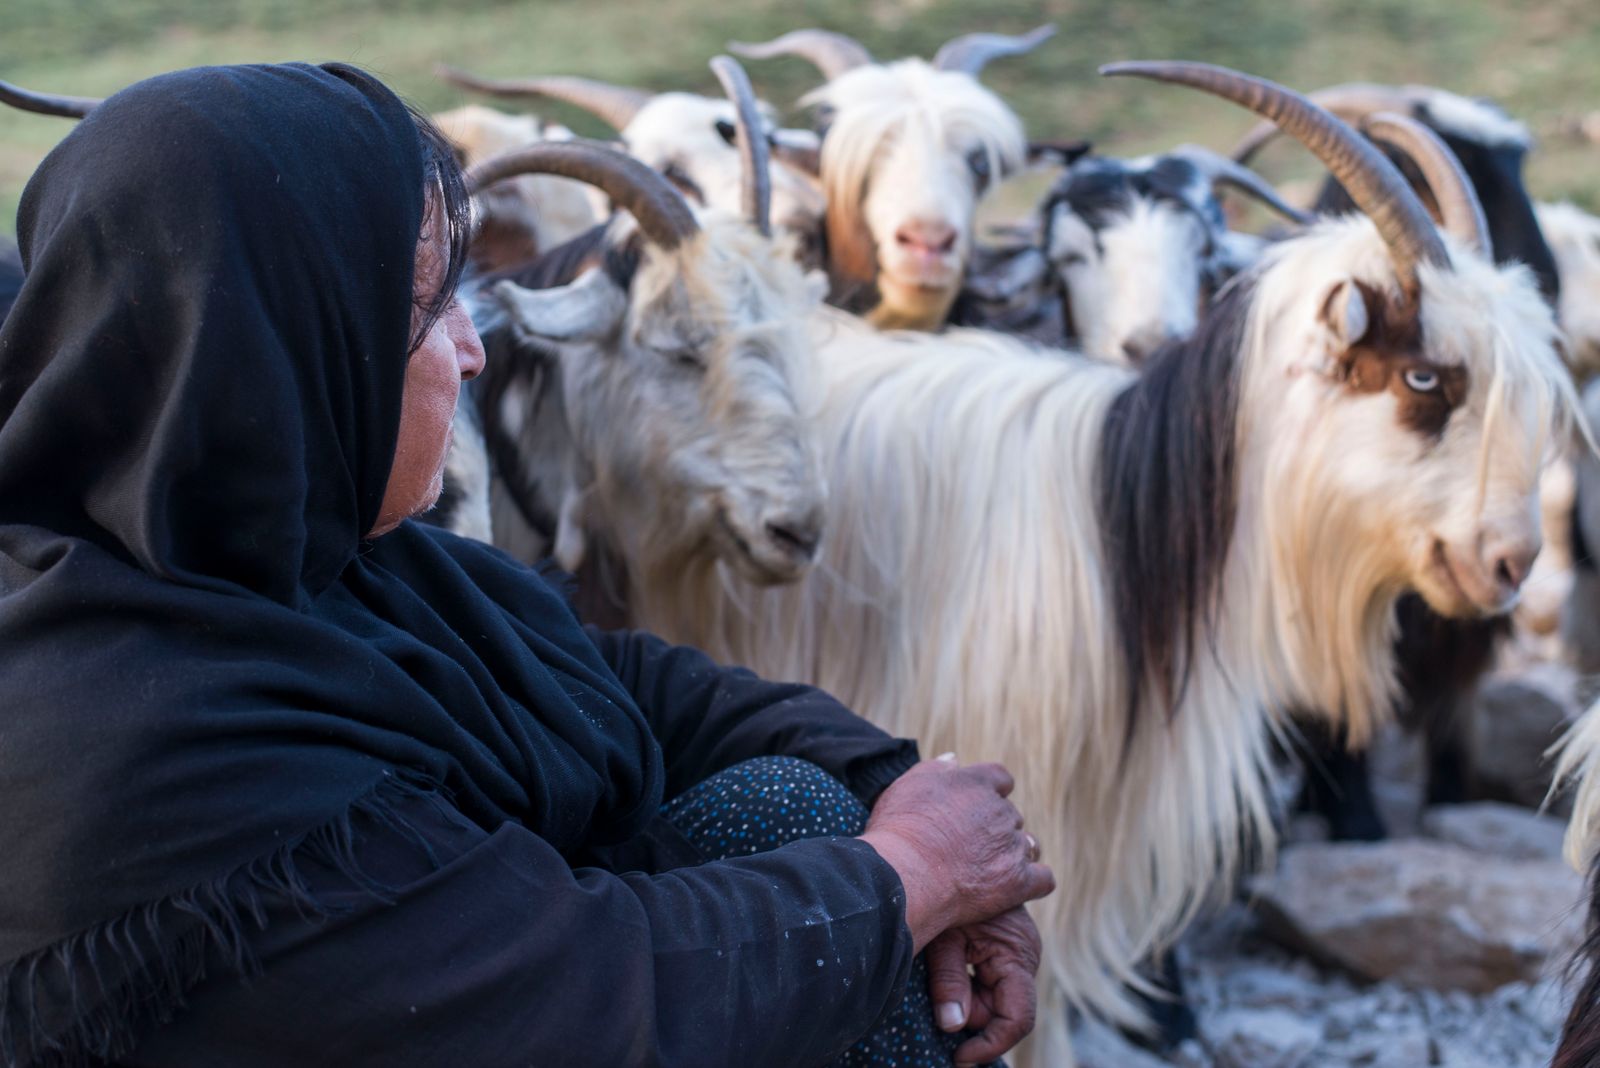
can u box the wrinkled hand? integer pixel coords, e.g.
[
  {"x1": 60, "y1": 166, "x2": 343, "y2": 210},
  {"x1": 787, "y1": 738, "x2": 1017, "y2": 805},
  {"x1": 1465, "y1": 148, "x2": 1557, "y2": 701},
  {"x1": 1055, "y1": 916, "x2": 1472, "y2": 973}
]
[
  {"x1": 859, "y1": 756, "x2": 1054, "y2": 950},
  {"x1": 927, "y1": 907, "x2": 1042, "y2": 1067}
]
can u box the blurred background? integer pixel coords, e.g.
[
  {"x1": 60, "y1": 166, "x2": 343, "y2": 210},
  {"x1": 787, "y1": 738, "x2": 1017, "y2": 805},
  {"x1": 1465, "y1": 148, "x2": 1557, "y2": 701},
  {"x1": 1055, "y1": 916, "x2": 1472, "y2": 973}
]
[{"x1": 4, "y1": 0, "x2": 1600, "y2": 232}]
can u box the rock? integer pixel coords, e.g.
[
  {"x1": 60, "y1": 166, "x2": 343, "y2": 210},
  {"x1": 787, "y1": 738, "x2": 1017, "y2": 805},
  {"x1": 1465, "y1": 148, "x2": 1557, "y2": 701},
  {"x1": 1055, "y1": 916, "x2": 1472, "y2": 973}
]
[
  {"x1": 1420, "y1": 802, "x2": 1568, "y2": 861},
  {"x1": 1470, "y1": 666, "x2": 1580, "y2": 814},
  {"x1": 1250, "y1": 840, "x2": 1584, "y2": 992},
  {"x1": 1201, "y1": 1006, "x2": 1320, "y2": 1068},
  {"x1": 1070, "y1": 1018, "x2": 1200, "y2": 1068}
]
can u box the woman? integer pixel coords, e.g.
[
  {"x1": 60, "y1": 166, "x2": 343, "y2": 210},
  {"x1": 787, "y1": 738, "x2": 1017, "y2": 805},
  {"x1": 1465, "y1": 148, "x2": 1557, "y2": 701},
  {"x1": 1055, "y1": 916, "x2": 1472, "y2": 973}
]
[{"x1": 0, "y1": 63, "x2": 1053, "y2": 1067}]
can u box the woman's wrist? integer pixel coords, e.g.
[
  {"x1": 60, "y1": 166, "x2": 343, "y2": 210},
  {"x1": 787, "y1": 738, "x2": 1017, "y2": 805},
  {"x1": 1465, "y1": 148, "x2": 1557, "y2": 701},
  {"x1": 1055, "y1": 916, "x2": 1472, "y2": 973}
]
[{"x1": 859, "y1": 828, "x2": 951, "y2": 952}]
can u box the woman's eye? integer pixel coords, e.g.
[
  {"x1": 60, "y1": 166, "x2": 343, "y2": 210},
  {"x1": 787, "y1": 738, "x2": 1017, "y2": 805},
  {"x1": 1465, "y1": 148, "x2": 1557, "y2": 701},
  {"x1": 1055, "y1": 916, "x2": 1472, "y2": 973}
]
[{"x1": 1404, "y1": 368, "x2": 1440, "y2": 393}]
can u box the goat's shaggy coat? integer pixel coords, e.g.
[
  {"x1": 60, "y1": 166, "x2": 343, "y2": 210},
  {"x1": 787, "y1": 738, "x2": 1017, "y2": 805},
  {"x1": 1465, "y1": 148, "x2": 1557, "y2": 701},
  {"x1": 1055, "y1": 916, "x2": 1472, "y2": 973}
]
[{"x1": 648, "y1": 216, "x2": 1573, "y2": 1060}]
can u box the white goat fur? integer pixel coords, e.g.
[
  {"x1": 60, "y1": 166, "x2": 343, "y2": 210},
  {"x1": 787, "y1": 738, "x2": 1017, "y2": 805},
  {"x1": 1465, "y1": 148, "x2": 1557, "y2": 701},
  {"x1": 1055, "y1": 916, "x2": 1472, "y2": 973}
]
[
  {"x1": 621, "y1": 94, "x2": 825, "y2": 243},
  {"x1": 646, "y1": 217, "x2": 1574, "y2": 1062},
  {"x1": 434, "y1": 106, "x2": 604, "y2": 252},
  {"x1": 807, "y1": 60, "x2": 1026, "y2": 331},
  {"x1": 1048, "y1": 195, "x2": 1214, "y2": 363},
  {"x1": 475, "y1": 210, "x2": 829, "y2": 621},
  {"x1": 1555, "y1": 698, "x2": 1600, "y2": 875},
  {"x1": 1537, "y1": 201, "x2": 1600, "y2": 382}
]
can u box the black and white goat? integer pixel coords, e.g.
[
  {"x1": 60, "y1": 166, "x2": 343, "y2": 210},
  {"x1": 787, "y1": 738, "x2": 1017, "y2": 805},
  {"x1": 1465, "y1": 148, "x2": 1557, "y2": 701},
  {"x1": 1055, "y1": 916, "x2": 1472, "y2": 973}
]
[
  {"x1": 1551, "y1": 696, "x2": 1600, "y2": 1068},
  {"x1": 641, "y1": 63, "x2": 1577, "y2": 1063},
  {"x1": 441, "y1": 59, "x2": 829, "y2": 632},
  {"x1": 1238, "y1": 87, "x2": 1583, "y2": 838},
  {"x1": 956, "y1": 145, "x2": 1309, "y2": 360},
  {"x1": 731, "y1": 27, "x2": 1051, "y2": 331},
  {"x1": 436, "y1": 62, "x2": 826, "y2": 264}
]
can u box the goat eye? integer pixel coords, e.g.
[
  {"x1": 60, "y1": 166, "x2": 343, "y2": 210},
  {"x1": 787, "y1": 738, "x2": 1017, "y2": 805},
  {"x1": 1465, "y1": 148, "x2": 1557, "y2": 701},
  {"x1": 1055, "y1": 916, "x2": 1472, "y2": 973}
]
[
  {"x1": 669, "y1": 347, "x2": 704, "y2": 370},
  {"x1": 1404, "y1": 368, "x2": 1440, "y2": 393},
  {"x1": 967, "y1": 150, "x2": 992, "y2": 184},
  {"x1": 1057, "y1": 251, "x2": 1088, "y2": 268}
]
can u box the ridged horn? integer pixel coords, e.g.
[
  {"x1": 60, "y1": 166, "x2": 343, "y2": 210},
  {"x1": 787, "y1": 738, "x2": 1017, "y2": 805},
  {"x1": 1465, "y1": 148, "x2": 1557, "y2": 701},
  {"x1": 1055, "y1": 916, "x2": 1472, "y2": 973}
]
[
  {"x1": 436, "y1": 64, "x2": 652, "y2": 131},
  {"x1": 1101, "y1": 61, "x2": 1449, "y2": 296},
  {"x1": 728, "y1": 30, "x2": 874, "y2": 82},
  {"x1": 1167, "y1": 143, "x2": 1312, "y2": 225},
  {"x1": 709, "y1": 55, "x2": 772, "y2": 236},
  {"x1": 1231, "y1": 83, "x2": 1424, "y2": 163},
  {"x1": 467, "y1": 139, "x2": 699, "y2": 250},
  {"x1": 932, "y1": 25, "x2": 1057, "y2": 76},
  {"x1": 1363, "y1": 111, "x2": 1490, "y2": 256},
  {"x1": 0, "y1": 78, "x2": 100, "y2": 119}
]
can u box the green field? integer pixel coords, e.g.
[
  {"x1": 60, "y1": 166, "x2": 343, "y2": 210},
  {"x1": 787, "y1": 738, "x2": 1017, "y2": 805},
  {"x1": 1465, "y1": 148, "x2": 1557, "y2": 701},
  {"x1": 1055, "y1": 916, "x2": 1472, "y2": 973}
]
[{"x1": 4, "y1": 0, "x2": 1599, "y2": 234}]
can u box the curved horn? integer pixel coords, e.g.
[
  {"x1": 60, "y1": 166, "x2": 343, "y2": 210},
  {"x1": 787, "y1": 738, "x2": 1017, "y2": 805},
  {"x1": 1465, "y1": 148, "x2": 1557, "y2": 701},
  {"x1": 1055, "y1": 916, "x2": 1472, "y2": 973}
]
[
  {"x1": 709, "y1": 55, "x2": 772, "y2": 236},
  {"x1": 1167, "y1": 143, "x2": 1312, "y2": 225},
  {"x1": 932, "y1": 25, "x2": 1057, "y2": 76},
  {"x1": 467, "y1": 140, "x2": 700, "y2": 251},
  {"x1": 436, "y1": 64, "x2": 652, "y2": 131},
  {"x1": 728, "y1": 30, "x2": 873, "y2": 82},
  {"x1": 0, "y1": 78, "x2": 100, "y2": 119},
  {"x1": 1363, "y1": 111, "x2": 1490, "y2": 256},
  {"x1": 1102, "y1": 61, "x2": 1448, "y2": 296},
  {"x1": 1231, "y1": 83, "x2": 1424, "y2": 163}
]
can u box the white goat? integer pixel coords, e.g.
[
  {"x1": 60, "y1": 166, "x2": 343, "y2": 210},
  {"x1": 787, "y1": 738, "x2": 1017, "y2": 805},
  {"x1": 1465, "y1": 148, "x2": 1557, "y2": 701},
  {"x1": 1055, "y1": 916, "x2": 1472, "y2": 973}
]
[
  {"x1": 638, "y1": 63, "x2": 1578, "y2": 1064},
  {"x1": 432, "y1": 105, "x2": 604, "y2": 269},
  {"x1": 437, "y1": 64, "x2": 826, "y2": 260},
  {"x1": 443, "y1": 60, "x2": 829, "y2": 631},
  {"x1": 1537, "y1": 201, "x2": 1600, "y2": 382},
  {"x1": 732, "y1": 28, "x2": 1049, "y2": 331}
]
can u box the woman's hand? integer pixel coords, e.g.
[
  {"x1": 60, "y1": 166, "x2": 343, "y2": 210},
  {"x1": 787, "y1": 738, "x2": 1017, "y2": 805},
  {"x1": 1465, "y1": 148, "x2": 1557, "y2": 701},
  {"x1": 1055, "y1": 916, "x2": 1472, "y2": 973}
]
[
  {"x1": 858, "y1": 755, "x2": 1054, "y2": 951},
  {"x1": 926, "y1": 907, "x2": 1043, "y2": 1067}
]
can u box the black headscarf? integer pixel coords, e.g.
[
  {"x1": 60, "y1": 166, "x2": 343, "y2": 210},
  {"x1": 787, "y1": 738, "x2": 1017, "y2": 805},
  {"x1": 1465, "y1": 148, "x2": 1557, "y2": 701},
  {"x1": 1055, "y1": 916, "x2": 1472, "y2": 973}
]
[{"x1": 0, "y1": 63, "x2": 663, "y2": 1062}]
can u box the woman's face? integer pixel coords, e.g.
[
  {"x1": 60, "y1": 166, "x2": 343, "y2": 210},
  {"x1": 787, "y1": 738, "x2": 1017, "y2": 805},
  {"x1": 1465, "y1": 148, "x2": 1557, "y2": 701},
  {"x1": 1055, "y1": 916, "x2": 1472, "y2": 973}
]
[{"x1": 368, "y1": 201, "x2": 486, "y2": 538}]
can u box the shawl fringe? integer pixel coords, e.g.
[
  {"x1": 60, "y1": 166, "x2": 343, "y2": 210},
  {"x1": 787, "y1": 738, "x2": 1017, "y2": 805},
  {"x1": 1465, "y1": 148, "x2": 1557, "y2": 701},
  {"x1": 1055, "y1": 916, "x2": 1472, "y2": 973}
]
[{"x1": 0, "y1": 769, "x2": 447, "y2": 1068}]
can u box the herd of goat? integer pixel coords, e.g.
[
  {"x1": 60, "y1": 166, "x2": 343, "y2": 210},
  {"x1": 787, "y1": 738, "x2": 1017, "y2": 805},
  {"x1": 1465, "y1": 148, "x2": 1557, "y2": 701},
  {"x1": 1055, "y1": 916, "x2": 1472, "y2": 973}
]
[{"x1": 7, "y1": 25, "x2": 1600, "y2": 1067}]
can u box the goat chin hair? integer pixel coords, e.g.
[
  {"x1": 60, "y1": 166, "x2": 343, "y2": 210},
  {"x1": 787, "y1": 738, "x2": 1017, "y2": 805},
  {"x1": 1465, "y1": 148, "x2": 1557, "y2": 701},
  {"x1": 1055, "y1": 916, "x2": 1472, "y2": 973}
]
[{"x1": 640, "y1": 214, "x2": 1577, "y2": 1066}]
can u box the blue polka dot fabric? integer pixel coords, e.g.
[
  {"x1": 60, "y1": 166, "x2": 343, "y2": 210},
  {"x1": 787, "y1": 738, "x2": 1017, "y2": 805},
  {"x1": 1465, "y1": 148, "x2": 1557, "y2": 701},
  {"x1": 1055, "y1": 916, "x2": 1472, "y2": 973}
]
[{"x1": 662, "y1": 757, "x2": 1002, "y2": 1068}]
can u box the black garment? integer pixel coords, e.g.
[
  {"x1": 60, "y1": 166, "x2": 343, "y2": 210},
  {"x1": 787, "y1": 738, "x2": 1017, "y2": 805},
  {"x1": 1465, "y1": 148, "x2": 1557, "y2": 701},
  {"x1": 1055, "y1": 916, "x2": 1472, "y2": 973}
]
[
  {"x1": 0, "y1": 63, "x2": 917, "y2": 1066},
  {"x1": 123, "y1": 648, "x2": 919, "y2": 1068}
]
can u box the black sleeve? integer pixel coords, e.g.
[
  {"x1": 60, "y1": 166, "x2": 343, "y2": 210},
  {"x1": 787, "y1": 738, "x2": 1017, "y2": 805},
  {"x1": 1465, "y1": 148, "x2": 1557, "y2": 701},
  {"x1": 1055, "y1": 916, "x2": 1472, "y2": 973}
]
[
  {"x1": 128, "y1": 790, "x2": 916, "y2": 1068},
  {"x1": 588, "y1": 626, "x2": 920, "y2": 805}
]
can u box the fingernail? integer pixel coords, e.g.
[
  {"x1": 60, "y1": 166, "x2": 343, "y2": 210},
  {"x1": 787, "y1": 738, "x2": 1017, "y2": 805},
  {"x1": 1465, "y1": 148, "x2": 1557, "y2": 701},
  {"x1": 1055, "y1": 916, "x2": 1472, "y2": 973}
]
[
  {"x1": 936, "y1": 752, "x2": 957, "y2": 763},
  {"x1": 937, "y1": 1001, "x2": 965, "y2": 1030}
]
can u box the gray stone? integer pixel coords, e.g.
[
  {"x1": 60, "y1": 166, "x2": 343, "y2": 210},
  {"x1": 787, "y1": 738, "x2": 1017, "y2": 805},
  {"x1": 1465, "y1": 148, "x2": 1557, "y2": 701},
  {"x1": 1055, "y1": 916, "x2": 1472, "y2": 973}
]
[
  {"x1": 1249, "y1": 840, "x2": 1584, "y2": 992},
  {"x1": 1420, "y1": 801, "x2": 1568, "y2": 861},
  {"x1": 1202, "y1": 1006, "x2": 1320, "y2": 1068},
  {"x1": 1470, "y1": 667, "x2": 1580, "y2": 814}
]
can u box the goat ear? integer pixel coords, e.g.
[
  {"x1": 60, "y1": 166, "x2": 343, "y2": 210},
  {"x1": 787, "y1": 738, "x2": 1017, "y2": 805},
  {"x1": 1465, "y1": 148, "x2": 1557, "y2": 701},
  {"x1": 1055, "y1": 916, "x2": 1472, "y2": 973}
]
[
  {"x1": 1027, "y1": 139, "x2": 1093, "y2": 168},
  {"x1": 493, "y1": 270, "x2": 627, "y2": 345},
  {"x1": 1321, "y1": 280, "x2": 1372, "y2": 349}
]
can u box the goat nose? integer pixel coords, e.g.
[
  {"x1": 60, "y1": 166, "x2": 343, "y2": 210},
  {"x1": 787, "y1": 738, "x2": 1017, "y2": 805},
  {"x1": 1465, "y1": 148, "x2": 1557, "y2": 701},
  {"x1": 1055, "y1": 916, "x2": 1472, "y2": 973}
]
[
  {"x1": 895, "y1": 221, "x2": 958, "y2": 256},
  {"x1": 1483, "y1": 534, "x2": 1541, "y2": 599},
  {"x1": 765, "y1": 513, "x2": 822, "y2": 561}
]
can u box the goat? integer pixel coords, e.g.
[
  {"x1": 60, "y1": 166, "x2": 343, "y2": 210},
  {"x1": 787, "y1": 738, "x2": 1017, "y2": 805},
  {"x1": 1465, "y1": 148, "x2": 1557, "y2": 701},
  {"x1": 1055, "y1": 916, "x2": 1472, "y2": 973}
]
[
  {"x1": 431, "y1": 105, "x2": 603, "y2": 272},
  {"x1": 972, "y1": 145, "x2": 1308, "y2": 361},
  {"x1": 1538, "y1": 201, "x2": 1600, "y2": 382},
  {"x1": 436, "y1": 63, "x2": 826, "y2": 264},
  {"x1": 1240, "y1": 94, "x2": 1579, "y2": 839},
  {"x1": 637, "y1": 63, "x2": 1577, "y2": 1063},
  {"x1": 1550, "y1": 698, "x2": 1600, "y2": 1068},
  {"x1": 438, "y1": 58, "x2": 829, "y2": 635},
  {"x1": 731, "y1": 27, "x2": 1050, "y2": 331}
]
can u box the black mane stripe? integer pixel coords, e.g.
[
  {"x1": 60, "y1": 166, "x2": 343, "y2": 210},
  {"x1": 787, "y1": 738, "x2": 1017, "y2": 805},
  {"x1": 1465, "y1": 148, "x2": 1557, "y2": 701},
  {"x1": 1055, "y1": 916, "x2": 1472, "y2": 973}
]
[
  {"x1": 1096, "y1": 276, "x2": 1253, "y2": 734},
  {"x1": 1555, "y1": 857, "x2": 1600, "y2": 1068}
]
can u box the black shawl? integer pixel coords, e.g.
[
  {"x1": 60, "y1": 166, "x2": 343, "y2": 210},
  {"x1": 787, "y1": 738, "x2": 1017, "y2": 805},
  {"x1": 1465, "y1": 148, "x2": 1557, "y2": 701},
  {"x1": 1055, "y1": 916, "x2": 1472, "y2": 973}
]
[{"x1": 0, "y1": 63, "x2": 663, "y2": 1062}]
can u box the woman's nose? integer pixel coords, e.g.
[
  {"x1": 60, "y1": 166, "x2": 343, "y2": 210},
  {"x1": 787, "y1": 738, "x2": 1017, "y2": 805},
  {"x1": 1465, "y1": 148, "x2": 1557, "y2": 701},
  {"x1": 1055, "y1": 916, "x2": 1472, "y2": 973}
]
[{"x1": 451, "y1": 303, "x2": 487, "y2": 381}]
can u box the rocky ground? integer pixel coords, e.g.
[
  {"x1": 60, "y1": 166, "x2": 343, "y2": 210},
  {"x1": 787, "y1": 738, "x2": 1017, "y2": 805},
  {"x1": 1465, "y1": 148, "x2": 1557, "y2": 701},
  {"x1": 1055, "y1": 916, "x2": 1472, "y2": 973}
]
[{"x1": 1069, "y1": 660, "x2": 1592, "y2": 1068}]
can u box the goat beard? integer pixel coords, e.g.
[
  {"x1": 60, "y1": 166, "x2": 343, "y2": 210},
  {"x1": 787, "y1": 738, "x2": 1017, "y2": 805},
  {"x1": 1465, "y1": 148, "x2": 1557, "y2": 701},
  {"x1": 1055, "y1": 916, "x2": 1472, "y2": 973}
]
[{"x1": 868, "y1": 277, "x2": 959, "y2": 332}]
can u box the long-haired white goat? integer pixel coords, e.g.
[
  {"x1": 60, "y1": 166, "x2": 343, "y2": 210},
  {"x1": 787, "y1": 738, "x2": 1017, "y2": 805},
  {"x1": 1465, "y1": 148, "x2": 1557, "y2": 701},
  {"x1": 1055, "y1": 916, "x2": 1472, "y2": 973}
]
[
  {"x1": 639, "y1": 63, "x2": 1579, "y2": 1064},
  {"x1": 732, "y1": 28, "x2": 1049, "y2": 331}
]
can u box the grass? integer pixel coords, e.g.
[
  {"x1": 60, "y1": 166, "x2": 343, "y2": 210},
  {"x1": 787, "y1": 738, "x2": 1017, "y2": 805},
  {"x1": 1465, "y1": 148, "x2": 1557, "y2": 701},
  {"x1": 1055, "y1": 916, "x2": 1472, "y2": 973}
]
[{"x1": 3, "y1": 0, "x2": 1599, "y2": 232}]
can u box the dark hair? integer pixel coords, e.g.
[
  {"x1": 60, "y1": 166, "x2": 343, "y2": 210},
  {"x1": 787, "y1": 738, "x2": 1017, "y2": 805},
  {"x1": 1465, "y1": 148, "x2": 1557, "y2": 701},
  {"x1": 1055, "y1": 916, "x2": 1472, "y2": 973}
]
[{"x1": 406, "y1": 105, "x2": 474, "y2": 356}]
